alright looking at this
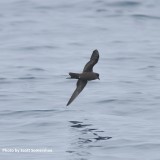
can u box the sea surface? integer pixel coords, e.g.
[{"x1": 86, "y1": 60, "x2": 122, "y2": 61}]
[{"x1": 0, "y1": 0, "x2": 160, "y2": 160}]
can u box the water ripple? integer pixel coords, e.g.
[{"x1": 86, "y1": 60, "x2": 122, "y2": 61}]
[
  {"x1": 131, "y1": 14, "x2": 160, "y2": 20},
  {"x1": 0, "y1": 109, "x2": 58, "y2": 117},
  {"x1": 107, "y1": 1, "x2": 141, "y2": 7}
]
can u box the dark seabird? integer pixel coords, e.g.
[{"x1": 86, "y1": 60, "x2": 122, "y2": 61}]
[{"x1": 66, "y1": 49, "x2": 100, "y2": 106}]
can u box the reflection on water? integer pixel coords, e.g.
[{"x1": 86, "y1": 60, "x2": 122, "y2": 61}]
[{"x1": 67, "y1": 121, "x2": 112, "y2": 158}]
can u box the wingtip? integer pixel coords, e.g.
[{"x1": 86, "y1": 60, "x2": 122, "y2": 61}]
[
  {"x1": 93, "y1": 49, "x2": 99, "y2": 53},
  {"x1": 92, "y1": 49, "x2": 99, "y2": 56},
  {"x1": 66, "y1": 101, "x2": 71, "y2": 106}
]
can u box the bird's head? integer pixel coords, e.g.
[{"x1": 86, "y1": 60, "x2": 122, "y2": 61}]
[{"x1": 96, "y1": 73, "x2": 100, "y2": 80}]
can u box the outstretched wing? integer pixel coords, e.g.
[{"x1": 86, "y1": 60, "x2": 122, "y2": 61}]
[
  {"x1": 66, "y1": 80, "x2": 87, "y2": 106},
  {"x1": 83, "y1": 49, "x2": 99, "y2": 72}
]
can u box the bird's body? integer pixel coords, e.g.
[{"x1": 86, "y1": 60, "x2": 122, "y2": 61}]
[
  {"x1": 66, "y1": 49, "x2": 100, "y2": 106},
  {"x1": 69, "y1": 72, "x2": 99, "y2": 81}
]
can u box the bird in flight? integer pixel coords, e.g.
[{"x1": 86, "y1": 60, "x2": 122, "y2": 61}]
[{"x1": 66, "y1": 49, "x2": 100, "y2": 106}]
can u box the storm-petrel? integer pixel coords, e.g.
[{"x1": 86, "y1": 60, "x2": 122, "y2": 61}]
[{"x1": 66, "y1": 49, "x2": 100, "y2": 106}]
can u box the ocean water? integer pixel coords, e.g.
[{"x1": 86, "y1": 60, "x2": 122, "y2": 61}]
[{"x1": 0, "y1": 0, "x2": 160, "y2": 159}]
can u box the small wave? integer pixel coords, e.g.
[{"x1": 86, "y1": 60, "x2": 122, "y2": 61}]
[
  {"x1": 29, "y1": 67, "x2": 45, "y2": 71},
  {"x1": 17, "y1": 76, "x2": 36, "y2": 80},
  {"x1": 138, "y1": 65, "x2": 157, "y2": 70},
  {"x1": 0, "y1": 78, "x2": 12, "y2": 84},
  {"x1": 35, "y1": 3, "x2": 75, "y2": 11},
  {"x1": 69, "y1": 121, "x2": 83, "y2": 124},
  {"x1": 69, "y1": 42, "x2": 85, "y2": 46},
  {"x1": 93, "y1": 136, "x2": 112, "y2": 141},
  {"x1": 0, "y1": 94, "x2": 8, "y2": 97},
  {"x1": 96, "y1": 8, "x2": 107, "y2": 13},
  {"x1": 108, "y1": 1, "x2": 141, "y2": 7},
  {"x1": 120, "y1": 80, "x2": 134, "y2": 84},
  {"x1": 131, "y1": 14, "x2": 160, "y2": 20},
  {"x1": 16, "y1": 45, "x2": 58, "y2": 51},
  {"x1": 22, "y1": 121, "x2": 54, "y2": 128},
  {"x1": 97, "y1": 99, "x2": 117, "y2": 104},
  {"x1": 146, "y1": 65, "x2": 156, "y2": 69},
  {"x1": 105, "y1": 142, "x2": 160, "y2": 150},
  {"x1": 112, "y1": 57, "x2": 136, "y2": 61},
  {"x1": 70, "y1": 123, "x2": 92, "y2": 128},
  {"x1": 10, "y1": 20, "x2": 36, "y2": 26},
  {"x1": 135, "y1": 143, "x2": 160, "y2": 149},
  {"x1": 0, "y1": 109, "x2": 57, "y2": 117},
  {"x1": 0, "y1": 77, "x2": 6, "y2": 80},
  {"x1": 66, "y1": 150, "x2": 75, "y2": 153}
]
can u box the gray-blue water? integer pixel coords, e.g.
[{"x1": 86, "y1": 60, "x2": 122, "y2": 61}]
[{"x1": 0, "y1": 0, "x2": 160, "y2": 159}]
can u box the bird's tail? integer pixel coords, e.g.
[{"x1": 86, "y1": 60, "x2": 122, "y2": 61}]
[{"x1": 67, "y1": 72, "x2": 80, "y2": 79}]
